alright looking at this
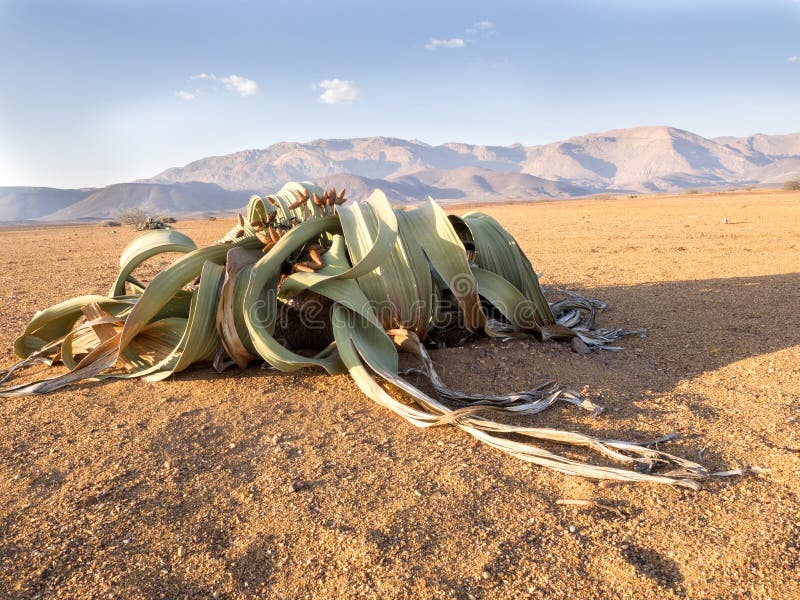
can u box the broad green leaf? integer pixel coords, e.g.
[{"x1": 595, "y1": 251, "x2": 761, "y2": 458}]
[
  {"x1": 397, "y1": 199, "x2": 486, "y2": 332},
  {"x1": 460, "y1": 212, "x2": 554, "y2": 326},
  {"x1": 109, "y1": 229, "x2": 197, "y2": 296}
]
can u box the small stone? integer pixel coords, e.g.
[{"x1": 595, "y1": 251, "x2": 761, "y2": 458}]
[
  {"x1": 177, "y1": 546, "x2": 185, "y2": 558},
  {"x1": 229, "y1": 443, "x2": 236, "y2": 449},
  {"x1": 290, "y1": 479, "x2": 306, "y2": 492},
  {"x1": 571, "y1": 337, "x2": 592, "y2": 355},
  {"x1": 163, "y1": 460, "x2": 171, "y2": 469},
  {"x1": 721, "y1": 217, "x2": 729, "y2": 224},
  {"x1": 569, "y1": 525, "x2": 577, "y2": 533},
  {"x1": 481, "y1": 569, "x2": 491, "y2": 580},
  {"x1": 80, "y1": 494, "x2": 99, "y2": 507}
]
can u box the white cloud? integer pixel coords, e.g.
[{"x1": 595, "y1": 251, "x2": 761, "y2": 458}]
[
  {"x1": 426, "y1": 21, "x2": 493, "y2": 50},
  {"x1": 175, "y1": 90, "x2": 195, "y2": 101},
  {"x1": 466, "y1": 20, "x2": 494, "y2": 34},
  {"x1": 425, "y1": 38, "x2": 465, "y2": 50},
  {"x1": 788, "y1": 55, "x2": 800, "y2": 63},
  {"x1": 222, "y1": 74, "x2": 259, "y2": 97},
  {"x1": 317, "y1": 79, "x2": 360, "y2": 104},
  {"x1": 190, "y1": 72, "x2": 259, "y2": 97}
]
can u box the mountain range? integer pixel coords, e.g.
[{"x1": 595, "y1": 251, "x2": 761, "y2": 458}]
[{"x1": 2, "y1": 126, "x2": 799, "y2": 221}]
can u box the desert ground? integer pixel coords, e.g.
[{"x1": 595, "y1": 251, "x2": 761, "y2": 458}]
[{"x1": 0, "y1": 189, "x2": 798, "y2": 599}]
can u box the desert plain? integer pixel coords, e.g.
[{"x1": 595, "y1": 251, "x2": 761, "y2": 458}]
[{"x1": 0, "y1": 189, "x2": 798, "y2": 599}]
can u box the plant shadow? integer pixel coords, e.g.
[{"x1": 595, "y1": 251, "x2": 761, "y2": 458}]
[{"x1": 564, "y1": 272, "x2": 800, "y2": 391}]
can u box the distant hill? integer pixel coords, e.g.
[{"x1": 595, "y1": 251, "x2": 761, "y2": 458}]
[
  {"x1": 386, "y1": 166, "x2": 587, "y2": 200},
  {"x1": 714, "y1": 133, "x2": 800, "y2": 164},
  {"x1": 41, "y1": 182, "x2": 249, "y2": 221},
  {"x1": 147, "y1": 137, "x2": 531, "y2": 192},
  {"x1": 0, "y1": 187, "x2": 93, "y2": 221},
  {"x1": 148, "y1": 127, "x2": 800, "y2": 196},
  {"x1": 315, "y1": 166, "x2": 586, "y2": 204},
  {"x1": 521, "y1": 126, "x2": 756, "y2": 191},
  {"x1": 3, "y1": 126, "x2": 800, "y2": 221}
]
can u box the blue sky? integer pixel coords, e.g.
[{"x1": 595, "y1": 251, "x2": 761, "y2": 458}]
[{"x1": 1, "y1": 0, "x2": 799, "y2": 188}]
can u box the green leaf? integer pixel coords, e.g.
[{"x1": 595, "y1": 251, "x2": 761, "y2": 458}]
[
  {"x1": 109, "y1": 229, "x2": 197, "y2": 297},
  {"x1": 460, "y1": 212, "x2": 554, "y2": 327}
]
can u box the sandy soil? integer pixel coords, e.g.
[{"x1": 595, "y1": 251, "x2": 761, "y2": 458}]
[{"x1": 0, "y1": 189, "x2": 798, "y2": 599}]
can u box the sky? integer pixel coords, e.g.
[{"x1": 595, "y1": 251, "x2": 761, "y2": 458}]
[{"x1": 1, "y1": 0, "x2": 799, "y2": 188}]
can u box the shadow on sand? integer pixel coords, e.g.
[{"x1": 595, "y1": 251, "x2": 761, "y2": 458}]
[{"x1": 571, "y1": 271, "x2": 800, "y2": 389}]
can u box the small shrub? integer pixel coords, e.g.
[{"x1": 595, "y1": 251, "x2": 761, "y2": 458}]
[
  {"x1": 685, "y1": 189, "x2": 700, "y2": 194},
  {"x1": 783, "y1": 178, "x2": 800, "y2": 191},
  {"x1": 101, "y1": 220, "x2": 121, "y2": 227},
  {"x1": 118, "y1": 209, "x2": 175, "y2": 229},
  {"x1": 119, "y1": 208, "x2": 148, "y2": 226}
]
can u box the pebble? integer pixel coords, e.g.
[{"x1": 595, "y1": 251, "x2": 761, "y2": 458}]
[
  {"x1": 80, "y1": 494, "x2": 99, "y2": 507},
  {"x1": 290, "y1": 479, "x2": 306, "y2": 492},
  {"x1": 569, "y1": 525, "x2": 577, "y2": 534}
]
